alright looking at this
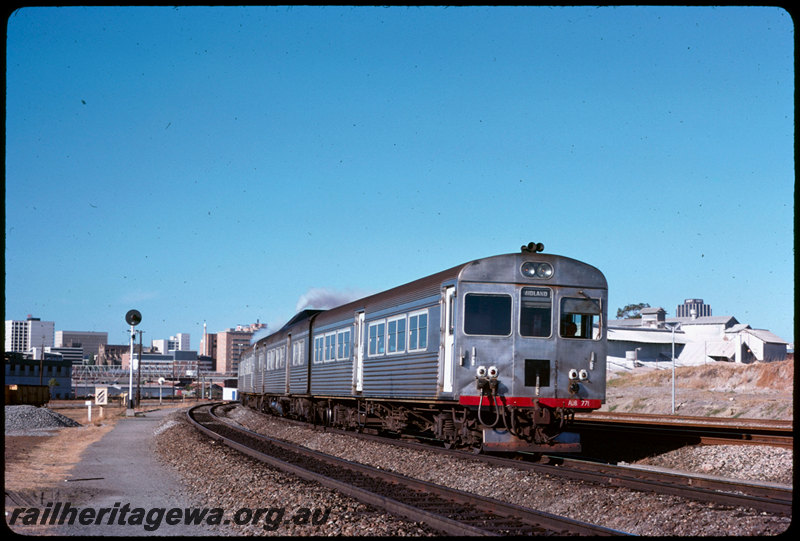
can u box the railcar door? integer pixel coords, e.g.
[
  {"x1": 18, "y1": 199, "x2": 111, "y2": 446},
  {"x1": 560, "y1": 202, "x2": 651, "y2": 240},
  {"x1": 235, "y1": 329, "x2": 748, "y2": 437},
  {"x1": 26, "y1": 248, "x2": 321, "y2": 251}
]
[
  {"x1": 353, "y1": 311, "x2": 365, "y2": 392},
  {"x1": 285, "y1": 334, "x2": 292, "y2": 394},
  {"x1": 440, "y1": 285, "x2": 456, "y2": 394},
  {"x1": 515, "y1": 286, "x2": 557, "y2": 399}
]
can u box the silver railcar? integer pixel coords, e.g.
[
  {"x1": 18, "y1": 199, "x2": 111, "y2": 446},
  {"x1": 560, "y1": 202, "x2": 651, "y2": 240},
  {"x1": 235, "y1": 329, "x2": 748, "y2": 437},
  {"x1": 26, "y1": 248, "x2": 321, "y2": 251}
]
[{"x1": 240, "y1": 244, "x2": 607, "y2": 453}]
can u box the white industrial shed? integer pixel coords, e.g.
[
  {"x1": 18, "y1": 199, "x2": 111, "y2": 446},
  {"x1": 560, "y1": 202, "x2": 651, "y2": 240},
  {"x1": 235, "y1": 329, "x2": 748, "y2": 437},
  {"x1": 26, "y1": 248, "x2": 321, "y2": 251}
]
[{"x1": 606, "y1": 309, "x2": 789, "y2": 371}]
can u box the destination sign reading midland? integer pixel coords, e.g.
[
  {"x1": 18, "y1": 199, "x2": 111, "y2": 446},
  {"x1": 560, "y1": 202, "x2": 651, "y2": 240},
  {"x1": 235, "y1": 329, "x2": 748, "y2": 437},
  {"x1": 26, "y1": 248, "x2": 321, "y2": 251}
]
[{"x1": 521, "y1": 287, "x2": 551, "y2": 300}]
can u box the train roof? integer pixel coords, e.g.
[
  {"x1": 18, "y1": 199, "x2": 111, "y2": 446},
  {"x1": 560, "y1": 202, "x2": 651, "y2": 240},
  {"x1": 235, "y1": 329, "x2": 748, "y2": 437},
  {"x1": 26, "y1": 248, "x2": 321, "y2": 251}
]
[
  {"x1": 262, "y1": 251, "x2": 606, "y2": 340},
  {"x1": 279, "y1": 309, "x2": 324, "y2": 332}
]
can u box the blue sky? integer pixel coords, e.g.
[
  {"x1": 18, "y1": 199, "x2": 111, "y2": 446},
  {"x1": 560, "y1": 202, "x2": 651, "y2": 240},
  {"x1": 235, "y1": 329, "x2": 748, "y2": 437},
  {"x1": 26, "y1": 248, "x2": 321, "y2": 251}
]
[{"x1": 5, "y1": 6, "x2": 794, "y2": 348}]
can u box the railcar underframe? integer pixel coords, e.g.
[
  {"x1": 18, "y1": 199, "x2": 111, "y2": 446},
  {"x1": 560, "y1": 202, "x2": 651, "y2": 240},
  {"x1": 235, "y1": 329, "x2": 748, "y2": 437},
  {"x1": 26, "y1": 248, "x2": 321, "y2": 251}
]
[{"x1": 239, "y1": 392, "x2": 580, "y2": 453}]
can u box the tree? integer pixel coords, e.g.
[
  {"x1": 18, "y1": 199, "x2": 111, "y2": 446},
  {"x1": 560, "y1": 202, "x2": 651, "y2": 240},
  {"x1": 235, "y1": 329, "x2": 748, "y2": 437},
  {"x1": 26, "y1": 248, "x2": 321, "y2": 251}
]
[{"x1": 616, "y1": 302, "x2": 650, "y2": 319}]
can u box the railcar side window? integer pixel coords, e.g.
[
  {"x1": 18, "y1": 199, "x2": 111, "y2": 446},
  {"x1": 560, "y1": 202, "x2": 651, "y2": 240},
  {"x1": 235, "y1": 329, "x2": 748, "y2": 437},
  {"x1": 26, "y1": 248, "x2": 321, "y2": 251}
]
[
  {"x1": 292, "y1": 339, "x2": 305, "y2": 366},
  {"x1": 325, "y1": 334, "x2": 335, "y2": 361},
  {"x1": 368, "y1": 321, "x2": 386, "y2": 356},
  {"x1": 337, "y1": 329, "x2": 351, "y2": 360},
  {"x1": 520, "y1": 287, "x2": 552, "y2": 338},
  {"x1": 464, "y1": 294, "x2": 512, "y2": 336},
  {"x1": 408, "y1": 310, "x2": 428, "y2": 351},
  {"x1": 387, "y1": 316, "x2": 406, "y2": 354},
  {"x1": 560, "y1": 297, "x2": 601, "y2": 340},
  {"x1": 313, "y1": 336, "x2": 324, "y2": 364},
  {"x1": 267, "y1": 348, "x2": 275, "y2": 370}
]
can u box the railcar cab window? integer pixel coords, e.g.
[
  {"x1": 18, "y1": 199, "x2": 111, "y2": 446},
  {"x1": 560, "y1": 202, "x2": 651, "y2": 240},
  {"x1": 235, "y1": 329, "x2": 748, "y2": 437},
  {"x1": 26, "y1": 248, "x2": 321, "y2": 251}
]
[
  {"x1": 560, "y1": 297, "x2": 601, "y2": 340},
  {"x1": 520, "y1": 287, "x2": 552, "y2": 338},
  {"x1": 464, "y1": 294, "x2": 512, "y2": 336}
]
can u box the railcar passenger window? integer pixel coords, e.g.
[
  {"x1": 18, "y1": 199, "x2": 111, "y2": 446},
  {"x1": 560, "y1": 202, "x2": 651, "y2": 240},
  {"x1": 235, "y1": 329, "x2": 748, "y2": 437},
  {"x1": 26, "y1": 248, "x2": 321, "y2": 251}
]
[
  {"x1": 464, "y1": 294, "x2": 512, "y2": 336},
  {"x1": 560, "y1": 297, "x2": 601, "y2": 340},
  {"x1": 337, "y1": 329, "x2": 351, "y2": 360},
  {"x1": 520, "y1": 287, "x2": 552, "y2": 338},
  {"x1": 368, "y1": 321, "x2": 386, "y2": 356},
  {"x1": 387, "y1": 317, "x2": 406, "y2": 354},
  {"x1": 313, "y1": 336, "x2": 324, "y2": 364},
  {"x1": 408, "y1": 311, "x2": 428, "y2": 351}
]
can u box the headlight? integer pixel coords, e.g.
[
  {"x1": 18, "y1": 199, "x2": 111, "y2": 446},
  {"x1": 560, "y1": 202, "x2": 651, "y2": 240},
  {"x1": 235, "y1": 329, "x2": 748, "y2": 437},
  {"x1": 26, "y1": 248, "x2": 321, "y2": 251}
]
[
  {"x1": 476, "y1": 366, "x2": 487, "y2": 377},
  {"x1": 579, "y1": 369, "x2": 588, "y2": 381},
  {"x1": 521, "y1": 261, "x2": 553, "y2": 279},
  {"x1": 536, "y1": 262, "x2": 553, "y2": 278},
  {"x1": 568, "y1": 369, "x2": 578, "y2": 380}
]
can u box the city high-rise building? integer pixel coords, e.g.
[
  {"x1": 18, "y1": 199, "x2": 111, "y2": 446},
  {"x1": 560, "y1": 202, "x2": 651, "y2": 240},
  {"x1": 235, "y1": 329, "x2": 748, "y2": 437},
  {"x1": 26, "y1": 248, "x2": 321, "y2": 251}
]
[
  {"x1": 215, "y1": 322, "x2": 266, "y2": 375},
  {"x1": 4, "y1": 316, "x2": 54, "y2": 354},
  {"x1": 55, "y1": 330, "x2": 108, "y2": 361},
  {"x1": 174, "y1": 333, "x2": 190, "y2": 351},
  {"x1": 152, "y1": 333, "x2": 191, "y2": 354},
  {"x1": 676, "y1": 299, "x2": 712, "y2": 319}
]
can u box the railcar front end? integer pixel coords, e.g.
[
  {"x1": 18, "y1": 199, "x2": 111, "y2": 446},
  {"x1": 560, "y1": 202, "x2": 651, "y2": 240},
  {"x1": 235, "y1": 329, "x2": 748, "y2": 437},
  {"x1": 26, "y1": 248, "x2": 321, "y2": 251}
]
[{"x1": 448, "y1": 246, "x2": 607, "y2": 452}]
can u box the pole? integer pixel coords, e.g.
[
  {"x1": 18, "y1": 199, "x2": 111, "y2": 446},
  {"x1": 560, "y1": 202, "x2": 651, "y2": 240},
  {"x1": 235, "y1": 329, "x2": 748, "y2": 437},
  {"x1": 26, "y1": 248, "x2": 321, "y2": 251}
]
[
  {"x1": 136, "y1": 330, "x2": 143, "y2": 408},
  {"x1": 40, "y1": 335, "x2": 45, "y2": 385},
  {"x1": 671, "y1": 328, "x2": 676, "y2": 414},
  {"x1": 667, "y1": 322, "x2": 681, "y2": 415},
  {"x1": 128, "y1": 325, "x2": 134, "y2": 414},
  {"x1": 124, "y1": 309, "x2": 142, "y2": 416}
]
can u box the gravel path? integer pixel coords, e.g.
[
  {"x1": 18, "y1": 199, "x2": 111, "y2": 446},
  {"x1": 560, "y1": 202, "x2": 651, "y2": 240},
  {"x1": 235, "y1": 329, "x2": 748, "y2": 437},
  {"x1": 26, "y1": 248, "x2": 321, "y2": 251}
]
[{"x1": 153, "y1": 406, "x2": 792, "y2": 536}]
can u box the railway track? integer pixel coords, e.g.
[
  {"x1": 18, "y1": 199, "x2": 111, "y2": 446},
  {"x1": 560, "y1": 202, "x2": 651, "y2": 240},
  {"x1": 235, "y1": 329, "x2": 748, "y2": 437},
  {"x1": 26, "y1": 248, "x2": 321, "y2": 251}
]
[
  {"x1": 539, "y1": 456, "x2": 792, "y2": 516},
  {"x1": 573, "y1": 411, "x2": 793, "y2": 448},
  {"x1": 187, "y1": 403, "x2": 628, "y2": 536},
  {"x1": 333, "y1": 424, "x2": 792, "y2": 516},
  {"x1": 222, "y1": 405, "x2": 792, "y2": 517}
]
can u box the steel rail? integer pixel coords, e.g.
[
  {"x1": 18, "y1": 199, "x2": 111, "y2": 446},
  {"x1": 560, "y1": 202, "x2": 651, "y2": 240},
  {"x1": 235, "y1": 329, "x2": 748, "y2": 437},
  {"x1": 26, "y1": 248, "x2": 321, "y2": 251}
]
[
  {"x1": 187, "y1": 403, "x2": 628, "y2": 536},
  {"x1": 572, "y1": 413, "x2": 793, "y2": 449},
  {"x1": 364, "y1": 429, "x2": 793, "y2": 516},
  {"x1": 574, "y1": 411, "x2": 791, "y2": 426},
  {"x1": 575, "y1": 412, "x2": 792, "y2": 440},
  {"x1": 230, "y1": 405, "x2": 791, "y2": 516},
  {"x1": 540, "y1": 457, "x2": 793, "y2": 516}
]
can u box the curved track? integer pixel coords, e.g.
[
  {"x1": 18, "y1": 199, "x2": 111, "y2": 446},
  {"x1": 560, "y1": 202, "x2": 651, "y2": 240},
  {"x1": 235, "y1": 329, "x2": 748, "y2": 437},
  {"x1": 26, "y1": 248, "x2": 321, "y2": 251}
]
[
  {"x1": 187, "y1": 403, "x2": 628, "y2": 536},
  {"x1": 228, "y1": 405, "x2": 792, "y2": 517}
]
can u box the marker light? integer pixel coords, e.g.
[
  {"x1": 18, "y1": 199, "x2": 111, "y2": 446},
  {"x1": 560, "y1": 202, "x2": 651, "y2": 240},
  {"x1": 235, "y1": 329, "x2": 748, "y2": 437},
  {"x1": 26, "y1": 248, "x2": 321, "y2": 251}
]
[{"x1": 521, "y1": 262, "x2": 554, "y2": 279}]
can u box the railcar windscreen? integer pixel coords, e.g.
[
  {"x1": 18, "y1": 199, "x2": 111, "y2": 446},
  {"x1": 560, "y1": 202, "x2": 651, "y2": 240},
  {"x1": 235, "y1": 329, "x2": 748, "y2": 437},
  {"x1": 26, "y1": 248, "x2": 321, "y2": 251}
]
[
  {"x1": 464, "y1": 293, "x2": 512, "y2": 335},
  {"x1": 559, "y1": 297, "x2": 601, "y2": 339},
  {"x1": 520, "y1": 287, "x2": 552, "y2": 338}
]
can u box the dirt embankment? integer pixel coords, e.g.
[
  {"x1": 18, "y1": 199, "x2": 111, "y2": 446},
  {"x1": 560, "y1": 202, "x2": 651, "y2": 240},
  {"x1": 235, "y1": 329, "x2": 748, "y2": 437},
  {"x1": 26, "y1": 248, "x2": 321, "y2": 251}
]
[{"x1": 603, "y1": 360, "x2": 793, "y2": 419}]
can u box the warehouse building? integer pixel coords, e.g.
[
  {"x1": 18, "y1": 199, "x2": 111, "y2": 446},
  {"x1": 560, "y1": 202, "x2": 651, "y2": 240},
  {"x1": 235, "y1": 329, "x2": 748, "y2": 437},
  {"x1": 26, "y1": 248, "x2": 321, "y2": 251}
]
[{"x1": 607, "y1": 303, "x2": 789, "y2": 371}]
